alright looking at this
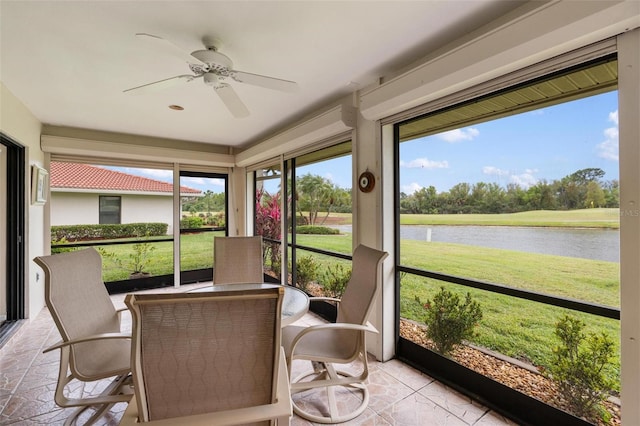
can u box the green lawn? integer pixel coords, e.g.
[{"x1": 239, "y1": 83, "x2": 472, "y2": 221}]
[
  {"x1": 97, "y1": 231, "x2": 224, "y2": 281},
  {"x1": 397, "y1": 241, "x2": 620, "y2": 390},
  {"x1": 399, "y1": 208, "x2": 620, "y2": 228},
  {"x1": 81, "y1": 209, "x2": 621, "y2": 388}
]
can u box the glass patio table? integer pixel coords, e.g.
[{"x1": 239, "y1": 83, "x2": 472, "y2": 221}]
[{"x1": 189, "y1": 283, "x2": 309, "y2": 326}]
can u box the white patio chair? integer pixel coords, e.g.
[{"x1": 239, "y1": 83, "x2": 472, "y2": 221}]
[
  {"x1": 120, "y1": 287, "x2": 291, "y2": 425},
  {"x1": 33, "y1": 248, "x2": 132, "y2": 426},
  {"x1": 282, "y1": 244, "x2": 388, "y2": 423},
  {"x1": 213, "y1": 235, "x2": 264, "y2": 284}
]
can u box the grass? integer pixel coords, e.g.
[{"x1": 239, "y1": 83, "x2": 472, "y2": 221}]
[
  {"x1": 87, "y1": 209, "x2": 621, "y2": 389},
  {"x1": 97, "y1": 231, "x2": 224, "y2": 281},
  {"x1": 399, "y1": 208, "x2": 620, "y2": 228}
]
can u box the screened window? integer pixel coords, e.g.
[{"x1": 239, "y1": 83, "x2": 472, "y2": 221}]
[
  {"x1": 287, "y1": 141, "x2": 353, "y2": 296},
  {"x1": 396, "y1": 56, "x2": 620, "y2": 422},
  {"x1": 252, "y1": 141, "x2": 353, "y2": 296},
  {"x1": 99, "y1": 196, "x2": 121, "y2": 224}
]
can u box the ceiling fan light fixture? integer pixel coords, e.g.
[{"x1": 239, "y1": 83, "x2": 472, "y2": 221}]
[{"x1": 203, "y1": 72, "x2": 220, "y2": 86}]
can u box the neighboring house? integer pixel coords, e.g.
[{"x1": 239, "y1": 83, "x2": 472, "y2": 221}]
[{"x1": 50, "y1": 162, "x2": 201, "y2": 234}]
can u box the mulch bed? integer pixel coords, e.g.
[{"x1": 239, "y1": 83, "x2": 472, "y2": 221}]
[
  {"x1": 297, "y1": 280, "x2": 620, "y2": 425},
  {"x1": 399, "y1": 319, "x2": 620, "y2": 426}
]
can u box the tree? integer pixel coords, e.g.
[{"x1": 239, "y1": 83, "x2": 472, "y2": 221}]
[
  {"x1": 447, "y1": 182, "x2": 471, "y2": 213},
  {"x1": 602, "y1": 180, "x2": 619, "y2": 208},
  {"x1": 296, "y1": 173, "x2": 338, "y2": 225},
  {"x1": 584, "y1": 181, "x2": 605, "y2": 208}
]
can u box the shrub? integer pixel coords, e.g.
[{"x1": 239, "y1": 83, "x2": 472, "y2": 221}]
[
  {"x1": 180, "y1": 216, "x2": 203, "y2": 229},
  {"x1": 322, "y1": 263, "x2": 351, "y2": 298},
  {"x1": 296, "y1": 225, "x2": 340, "y2": 235},
  {"x1": 51, "y1": 223, "x2": 167, "y2": 241},
  {"x1": 99, "y1": 240, "x2": 156, "y2": 275},
  {"x1": 207, "y1": 212, "x2": 226, "y2": 227},
  {"x1": 294, "y1": 255, "x2": 318, "y2": 291},
  {"x1": 547, "y1": 315, "x2": 615, "y2": 420},
  {"x1": 50, "y1": 237, "x2": 76, "y2": 254},
  {"x1": 420, "y1": 287, "x2": 483, "y2": 356}
]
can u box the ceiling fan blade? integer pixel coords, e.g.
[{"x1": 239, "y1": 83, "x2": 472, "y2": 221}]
[
  {"x1": 123, "y1": 75, "x2": 196, "y2": 95},
  {"x1": 214, "y1": 83, "x2": 250, "y2": 118},
  {"x1": 230, "y1": 70, "x2": 299, "y2": 93},
  {"x1": 135, "y1": 33, "x2": 206, "y2": 67}
]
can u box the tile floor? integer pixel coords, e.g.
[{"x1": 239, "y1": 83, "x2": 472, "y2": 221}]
[{"x1": 0, "y1": 284, "x2": 518, "y2": 425}]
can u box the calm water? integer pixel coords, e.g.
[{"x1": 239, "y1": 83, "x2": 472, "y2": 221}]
[{"x1": 331, "y1": 225, "x2": 619, "y2": 262}]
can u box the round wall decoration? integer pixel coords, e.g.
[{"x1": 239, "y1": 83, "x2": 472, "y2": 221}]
[{"x1": 358, "y1": 171, "x2": 375, "y2": 193}]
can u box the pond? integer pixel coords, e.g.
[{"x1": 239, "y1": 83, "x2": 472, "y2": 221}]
[{"x1": 331, "y1": 225, "x2": 619, "y2": 262}]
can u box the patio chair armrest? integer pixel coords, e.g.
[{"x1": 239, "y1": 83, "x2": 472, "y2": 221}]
[
  {"x1": 43, "y1": 332, "x2": 131, "y2": 353},
  {"x1": 309, "y1": 296, "x2": 341, "y2": 305},
  {"x1": 289, "y1": 322, "x2": 378, "y2": 355}
]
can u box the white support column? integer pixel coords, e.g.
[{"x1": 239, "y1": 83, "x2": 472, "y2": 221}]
[
  {"x1": 172, "y1": 163, "x2": 180, "y2": 288},
  {"x1": 618, "y1": 27, "x2": 640, "y2": 426},
  {"x1": 353, "y1": 95, "x2": 391, "y2": 361},
  {"x1": 228, "y1": 167, "x2": 246, "y2": 236}
]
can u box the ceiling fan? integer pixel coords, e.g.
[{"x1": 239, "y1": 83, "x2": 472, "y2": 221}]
[{"x1": 124, "y1": 33, "x2": 299, "y2": 118}]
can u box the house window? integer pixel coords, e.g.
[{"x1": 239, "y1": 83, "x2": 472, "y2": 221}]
[{"x1": 99, "y1": 196, "x2": 121, "y2": 224}]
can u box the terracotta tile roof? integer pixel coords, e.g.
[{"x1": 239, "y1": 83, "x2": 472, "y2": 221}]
[{"x1": 50, "y1": 162, "x2": 201, "y2": 194}]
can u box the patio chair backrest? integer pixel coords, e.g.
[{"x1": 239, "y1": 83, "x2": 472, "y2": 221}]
[
  {"x1": 125, "y1": 287, "x2": 284, "y2": 422},
  {"x1": 214, "y1": 235, "x2": 264, "y2": 284},
  {"x1": 34, "y1": 248, "x2": 128, "y2": 380},
  {"x1": 337, "y1": 244, "x2": 388, "y2": 327}
]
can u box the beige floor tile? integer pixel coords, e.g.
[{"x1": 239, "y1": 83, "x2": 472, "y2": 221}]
[
  {"x1": 379, "y1": 392, "x2": 469, "y2": 426},
  {"x1": 0, "y1": 285, "x2": 515, "y2": 426},
  {"x1": 418, "y1": 380, "x2": 490, "y2": 424}
]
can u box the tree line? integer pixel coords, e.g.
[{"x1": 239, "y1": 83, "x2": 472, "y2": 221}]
[
  {"x1": 185, "y1": 168, "x2": 618, "y2": 224},
  {"x1": 400, "y1": 167, "x2": 619, "y2": 214}
]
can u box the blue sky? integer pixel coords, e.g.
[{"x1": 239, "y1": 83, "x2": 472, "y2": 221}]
[
  {"x1": 303, "y1": 90, "x2": 619, "y2": 194},
  {"x1": 397, "y1": 91, "x2": 619, "y2": 194},
  {"x1": 109, "y1": 90, "x2": 619, "y2": 195}
]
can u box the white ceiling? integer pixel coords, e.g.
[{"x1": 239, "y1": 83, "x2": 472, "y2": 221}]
[{"x1": 0, "y1": 1, "x2": 521, "y2": 149}]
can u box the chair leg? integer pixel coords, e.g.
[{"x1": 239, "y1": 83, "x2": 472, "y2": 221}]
[
  {"x1": 52, "y1": 348, "x2": 133, "y2": 425},
  {"x1": 290, "y1": 362, "x2": 370, "y2": 424}
]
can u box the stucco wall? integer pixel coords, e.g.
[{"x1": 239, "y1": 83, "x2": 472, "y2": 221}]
[{"x1": 50, "y1": 192, "x2": 173, "y2": 233}]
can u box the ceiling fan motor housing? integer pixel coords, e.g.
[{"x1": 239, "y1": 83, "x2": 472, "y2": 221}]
[{"x1": 191, "y1": 48, "x2": 233, "y2": 73}]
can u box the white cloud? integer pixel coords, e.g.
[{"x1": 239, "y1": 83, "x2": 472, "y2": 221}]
[
  {"x1": 400, "y1": 158, "x2": 449, "y2": 169},
  {"x1": 597, "y1": 109, "x2": 619, "y2": 161},
  {"x1": 510, "y1": 170, "x2": 539, "y2": 188},
  {"x1": 181, "y1": 177, "x2": 225, "y2": 189},
  {"x1": 139, "y1": 168, "x2": 173, "y2": 180},
  {"x1": 402, "y1": 182, "x2": 423, "y2": 194},
  {"x1": 482, "y1": 166, "x2": 509, "y2": 177},
  {"x1": 482, "y1": 166, "x2": 538, "y2": 189},
  {"x1": 437, "y1": 127, "x2": 479, "y2": 143}
]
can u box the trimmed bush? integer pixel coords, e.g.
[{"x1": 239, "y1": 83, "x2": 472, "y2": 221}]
[
  {"x1": 180, "y1": 216, "x2": 204, "y2": 229},
  {"x1": 51, "y1": 223, "x2": 167, "y2": 242},
  {"x1": 322, "y1": 263, "x2": 351, "y2": 298},
  {"x1": 296, "y1": 225, "x2": 340, "y2": 235},
  {"x1": 293, "y1": 255, "x2": 318, "y2": 291},
  {"x1": 420, "y1": 287, "x2": 483, "y2": 356},
  {"x1": 547, "y1": 315, "x2": 615, "y2": 421}
]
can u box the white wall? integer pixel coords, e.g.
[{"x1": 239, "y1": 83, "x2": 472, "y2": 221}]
[
  {"x1": 121, "y1": 195, "x2": 173, "y2": 233},
  {"x1": 0, "y1": 82, "x2": 45, "y2": 319},
  {"x1": 50, "y1": 192, "x2": 174, "y2": 233},
  {"x1": 50, "y1": 193, "x2": 99, "y2": 226}
]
